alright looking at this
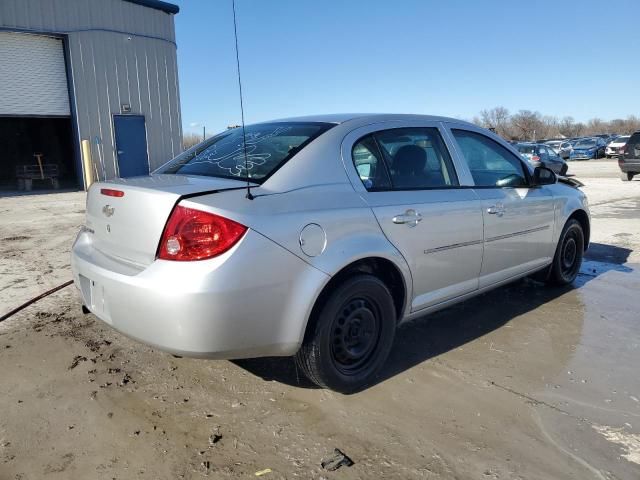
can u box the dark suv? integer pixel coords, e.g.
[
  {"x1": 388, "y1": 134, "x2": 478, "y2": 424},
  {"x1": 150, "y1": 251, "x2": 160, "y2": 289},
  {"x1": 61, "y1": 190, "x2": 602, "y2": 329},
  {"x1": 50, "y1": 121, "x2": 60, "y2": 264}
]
[{"x1": 620, "y1": 131, "x2": 640, "y2": 181}]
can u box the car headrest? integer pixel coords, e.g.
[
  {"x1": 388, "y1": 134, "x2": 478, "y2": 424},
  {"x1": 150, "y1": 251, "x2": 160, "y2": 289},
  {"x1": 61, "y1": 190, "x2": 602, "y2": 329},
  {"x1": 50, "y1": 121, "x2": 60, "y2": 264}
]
[{"x1": 394, "y1": 145, "x2": 426, "y2": 176}]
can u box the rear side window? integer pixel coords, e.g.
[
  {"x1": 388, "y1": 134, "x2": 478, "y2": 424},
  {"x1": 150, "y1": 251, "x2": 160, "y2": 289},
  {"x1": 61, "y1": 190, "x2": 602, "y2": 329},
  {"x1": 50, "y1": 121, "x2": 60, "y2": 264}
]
[
  {"x1": 625, "y1": 133, "x2": 640, "y2": 159},
  {"x1": 352, "y1": 127, "x2": 458, "y2": 190},
  {"x1": 517, "y1": 144, "x2": 536, "y2": 155},
  {"x1": 157, "y1": 122, "x2": 333, "y2": 183},
  {"x1": 452, "y1": 129, "x2": 528, "y2": 187},
  {"x1": 351, "y1": 136, "x2": 391, "y2": 190}
]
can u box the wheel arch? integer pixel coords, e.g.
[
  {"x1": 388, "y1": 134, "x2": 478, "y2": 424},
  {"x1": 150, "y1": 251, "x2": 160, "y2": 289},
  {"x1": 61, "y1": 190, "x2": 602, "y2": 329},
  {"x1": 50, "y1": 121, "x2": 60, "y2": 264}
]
[
  {"x1": 568, "y1": 208, "x2": 590, "y2": 251},
  {"x1": 301, "y1": 256, "x2": 409, "y2": 343}
]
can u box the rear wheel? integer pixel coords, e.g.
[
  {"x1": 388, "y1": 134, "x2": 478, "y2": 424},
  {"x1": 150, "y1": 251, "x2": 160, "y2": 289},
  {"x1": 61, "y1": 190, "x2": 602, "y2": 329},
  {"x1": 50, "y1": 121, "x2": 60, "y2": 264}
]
[
  {"x1": 560, "y1": 164, "x2": 568, "y2": 176},
  {"x1": 295, "y1": 274, "x2": 396, "y2": 393},
  {"x1": 621, "y1": 172, "x2": 634, "y2": 181},
  {"x1": 547, "y1": 219, "x2": 584, "y2": 285}
]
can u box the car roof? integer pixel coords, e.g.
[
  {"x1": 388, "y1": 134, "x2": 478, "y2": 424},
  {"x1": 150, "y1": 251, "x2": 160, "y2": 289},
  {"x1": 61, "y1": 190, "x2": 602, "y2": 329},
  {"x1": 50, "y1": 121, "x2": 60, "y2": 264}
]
[{"x1": 263, "y1": 113, "x2": 474, "y2": 126}]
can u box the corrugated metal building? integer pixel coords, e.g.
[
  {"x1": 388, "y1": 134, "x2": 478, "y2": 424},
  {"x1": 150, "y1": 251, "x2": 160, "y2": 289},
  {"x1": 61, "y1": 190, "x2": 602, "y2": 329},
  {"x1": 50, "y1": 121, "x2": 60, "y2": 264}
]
[{"x1": 0, "y1": 0, "x2": 182, "y2": 190}]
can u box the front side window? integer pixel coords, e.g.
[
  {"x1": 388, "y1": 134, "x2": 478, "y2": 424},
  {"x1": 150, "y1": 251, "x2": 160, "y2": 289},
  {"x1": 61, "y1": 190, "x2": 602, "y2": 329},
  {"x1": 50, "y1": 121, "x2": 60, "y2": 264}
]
[
  {"x1": 452, "y1": 129, "x2": 528, "y2": 187},
  {"x1": 156, "y1": 122, "x2": 333, "y2": 183}
]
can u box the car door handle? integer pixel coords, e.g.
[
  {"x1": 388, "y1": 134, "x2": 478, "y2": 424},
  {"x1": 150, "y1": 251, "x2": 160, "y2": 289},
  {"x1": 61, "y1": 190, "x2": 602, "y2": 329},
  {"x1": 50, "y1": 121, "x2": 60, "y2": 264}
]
[
  {"x1": 487, "y1": 205, "x2": 505, "y2": 216},
  {"x1": 117, "y1": 150, "x2": 124, "y2": 155},
  {"x1": 392, "y1": 209, "x2": 423, "y2": 227}
]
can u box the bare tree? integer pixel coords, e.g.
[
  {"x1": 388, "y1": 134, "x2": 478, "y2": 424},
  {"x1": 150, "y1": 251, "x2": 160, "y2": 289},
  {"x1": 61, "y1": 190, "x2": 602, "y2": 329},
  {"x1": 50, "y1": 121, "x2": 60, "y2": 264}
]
[
  {"x1": 182, "y1": 133, "x2": 202, "y2": 150},
  {"x1": 559, "y1": 116, "x2": 579, "y2": 137},
  {"x1": 510, "y1": 110, "x2": 544, "y2": 141},
  {"x1": 479, "y1": 107, "x2": 512, "y2": 138},
  {"x1": 474, "y1": 108, "x2": 638, "y2": 141},
  {"x1": 584, "y1": 118, "x2": 608, "y2": 136}
]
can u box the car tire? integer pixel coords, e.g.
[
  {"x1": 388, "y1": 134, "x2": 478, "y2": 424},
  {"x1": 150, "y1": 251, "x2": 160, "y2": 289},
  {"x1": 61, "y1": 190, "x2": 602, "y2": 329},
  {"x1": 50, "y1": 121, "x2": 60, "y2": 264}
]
[
  {"x1": 621, "y1": 172, "x2": 634, "y2": 181},
  {"x1": 295, "y1": 274, "x2": 396, "y2": 393},
  {"x1": 547, "y1": 219, "x2": 584, "y2": 286}
]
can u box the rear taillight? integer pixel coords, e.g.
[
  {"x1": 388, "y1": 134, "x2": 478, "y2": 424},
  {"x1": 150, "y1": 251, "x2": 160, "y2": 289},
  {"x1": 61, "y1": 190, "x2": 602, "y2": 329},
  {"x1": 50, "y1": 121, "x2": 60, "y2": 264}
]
[
  {"x1": 158, "y1": 205, "x2": 247, "y2": 261},
  {"x1": 101, "y1": 188, "x2": 125, "y2": 197},
  {"x1": 532, "y1": 155, "x2": 540, "y2": 162}
]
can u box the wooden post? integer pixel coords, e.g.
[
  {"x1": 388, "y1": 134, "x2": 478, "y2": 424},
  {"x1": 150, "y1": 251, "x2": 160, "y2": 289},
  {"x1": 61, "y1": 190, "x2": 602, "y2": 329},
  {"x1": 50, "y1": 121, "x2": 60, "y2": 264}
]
[
  {"x1": 33, "y1": 153, "x2": 44, "y2": 179},
  {"x1": 81, "y1": 140, "x2": 95, "y2": 190}
]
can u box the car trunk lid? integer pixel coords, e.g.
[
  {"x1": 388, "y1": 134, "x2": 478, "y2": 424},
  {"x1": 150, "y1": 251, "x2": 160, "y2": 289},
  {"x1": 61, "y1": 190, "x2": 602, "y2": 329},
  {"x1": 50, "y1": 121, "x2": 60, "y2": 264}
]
[{"x1": 85, "y1": 175, "x2": 252, "y2": 266}]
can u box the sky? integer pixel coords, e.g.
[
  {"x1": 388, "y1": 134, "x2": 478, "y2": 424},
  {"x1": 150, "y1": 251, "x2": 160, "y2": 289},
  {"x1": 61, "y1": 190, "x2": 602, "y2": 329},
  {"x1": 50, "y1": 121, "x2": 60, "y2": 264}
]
[{"x1": 172, "y1": 0, "x2": 640, "y2": 135}]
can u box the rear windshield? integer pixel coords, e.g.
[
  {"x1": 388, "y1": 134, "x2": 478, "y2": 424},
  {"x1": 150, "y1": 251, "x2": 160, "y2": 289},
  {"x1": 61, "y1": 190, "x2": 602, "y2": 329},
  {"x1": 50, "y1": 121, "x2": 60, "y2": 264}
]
[
  {"x1": 516, "y1": 145, "x2": 537, "y2": 154},
  {"x1": 156, "y1": 122, "x2": 333, "y2": 182},
  {"x1": 575, "y1": 139, "x2": 596, "y2": 148}
]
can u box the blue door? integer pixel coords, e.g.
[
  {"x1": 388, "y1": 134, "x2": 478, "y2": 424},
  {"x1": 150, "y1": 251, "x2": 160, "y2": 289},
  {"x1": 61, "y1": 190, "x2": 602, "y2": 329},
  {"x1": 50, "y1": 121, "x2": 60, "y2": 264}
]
[{"x1": 113, "y1": 115, "x2": 149, "y2": 178}]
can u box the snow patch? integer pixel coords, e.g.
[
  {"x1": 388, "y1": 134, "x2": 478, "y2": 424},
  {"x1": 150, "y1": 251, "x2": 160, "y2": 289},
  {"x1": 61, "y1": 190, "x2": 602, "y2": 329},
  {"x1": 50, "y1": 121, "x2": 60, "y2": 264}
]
[{"x1": 592, "y1": 424, "x2": 640, "y2": 465}]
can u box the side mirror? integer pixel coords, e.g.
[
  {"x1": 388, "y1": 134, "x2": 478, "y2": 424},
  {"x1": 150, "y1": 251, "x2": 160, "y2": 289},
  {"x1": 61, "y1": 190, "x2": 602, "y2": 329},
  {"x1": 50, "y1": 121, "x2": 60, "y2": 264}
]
[{"x1": 533, "y1": 166, "x2": 556, "y2": 186}]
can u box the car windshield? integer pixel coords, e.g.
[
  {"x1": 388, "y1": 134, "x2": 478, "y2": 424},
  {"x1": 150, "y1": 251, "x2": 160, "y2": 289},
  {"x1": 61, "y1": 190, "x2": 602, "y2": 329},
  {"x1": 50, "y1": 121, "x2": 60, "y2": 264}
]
[
  {"x1": 156, "y1": 122, "x2": 333, "y2": 182},
  {"x1": 516, "y1": 145, "x2": 537, "y2": 154},
  {"x1": 575, "y1": 139, "x2": 596, "y2": 148},
  {"x1": 614, "y1": 136, "x2": 630, "y2": 143}
]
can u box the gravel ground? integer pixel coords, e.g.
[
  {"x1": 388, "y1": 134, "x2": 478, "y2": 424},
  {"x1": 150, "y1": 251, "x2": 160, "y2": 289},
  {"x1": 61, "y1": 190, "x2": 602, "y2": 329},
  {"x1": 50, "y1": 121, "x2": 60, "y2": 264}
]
[{"x1": 0, "y1": 159, "x2": 639, "y2": 479}]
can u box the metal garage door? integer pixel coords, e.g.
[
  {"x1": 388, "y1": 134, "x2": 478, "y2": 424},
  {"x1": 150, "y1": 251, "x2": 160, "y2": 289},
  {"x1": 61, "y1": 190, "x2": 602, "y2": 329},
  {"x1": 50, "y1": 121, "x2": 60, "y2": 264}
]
[{"x1": 0, "y1": 32, "x2": 70, "y2": 116}]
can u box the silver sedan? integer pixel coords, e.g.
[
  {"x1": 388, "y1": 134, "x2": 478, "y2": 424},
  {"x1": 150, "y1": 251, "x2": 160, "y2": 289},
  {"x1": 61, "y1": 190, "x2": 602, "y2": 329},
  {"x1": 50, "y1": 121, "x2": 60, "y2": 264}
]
[{"x1": 71, "y1": 114, "x2": 590, "y2": 392}]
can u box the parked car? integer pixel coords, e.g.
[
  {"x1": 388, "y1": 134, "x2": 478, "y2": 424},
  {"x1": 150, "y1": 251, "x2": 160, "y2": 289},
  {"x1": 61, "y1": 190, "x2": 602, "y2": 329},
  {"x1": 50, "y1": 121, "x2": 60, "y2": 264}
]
[
  {"x1": 71, "y1": 114, "x2": 590, "y2": 392},
  {"x1": 605, "y1": 135, "x2": 630, "y2": 158},
  {"x1": 619, "y1": 131, "x2": 640, "y2": 181},
  {"x1": 569, "y1": 137, "x2": 606, "y2": 160},
  {"x1": 516, "y1": 142, "x2": 568, "y2": 175},
  {"x1": 559, "y1": 141, "x2": 573, "y2": 159},
  {"x1": 544, "y1": 140, "x2": 564, "y2": 154}
]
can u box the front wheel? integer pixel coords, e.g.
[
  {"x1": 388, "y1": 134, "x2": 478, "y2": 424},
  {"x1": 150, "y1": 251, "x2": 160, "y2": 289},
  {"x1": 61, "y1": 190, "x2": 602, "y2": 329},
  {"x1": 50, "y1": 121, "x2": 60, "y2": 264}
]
[
  {"x1": 295, "y1": 274, "x2": 396, "y2": 393},
  {"x1": 548, "y1": 219, "x2": 584, "y2": 285}
]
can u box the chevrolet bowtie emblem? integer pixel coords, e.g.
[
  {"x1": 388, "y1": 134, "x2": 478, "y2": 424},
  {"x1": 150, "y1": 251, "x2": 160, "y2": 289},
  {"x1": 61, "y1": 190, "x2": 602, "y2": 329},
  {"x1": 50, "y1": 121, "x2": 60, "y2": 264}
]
[{"x1": 102, "y1": 204, "x2": 115, "y2": 217}]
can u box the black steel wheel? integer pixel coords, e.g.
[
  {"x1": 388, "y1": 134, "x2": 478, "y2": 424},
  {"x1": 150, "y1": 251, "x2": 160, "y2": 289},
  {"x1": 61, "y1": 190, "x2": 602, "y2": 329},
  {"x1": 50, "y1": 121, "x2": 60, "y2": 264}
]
[
  {"x1": 295, "y1": 274, "x2": 396, "y2": 393},
  {"x1": 548, "y1": 219, "x2": 584, "y2": 285}
]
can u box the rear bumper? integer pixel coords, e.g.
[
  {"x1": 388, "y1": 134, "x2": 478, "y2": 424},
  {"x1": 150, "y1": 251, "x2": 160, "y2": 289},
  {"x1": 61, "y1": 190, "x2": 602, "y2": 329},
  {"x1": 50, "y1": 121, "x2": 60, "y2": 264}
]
[
  {"x1": 619, "y1": 161, "x2": 640, "y2": 173},
  {"x1": 570, "y1": 153, "x2": 595, "y2": 160},
  {"x1": 71, "y1": 229, "x2": 329, "y2": 359}
]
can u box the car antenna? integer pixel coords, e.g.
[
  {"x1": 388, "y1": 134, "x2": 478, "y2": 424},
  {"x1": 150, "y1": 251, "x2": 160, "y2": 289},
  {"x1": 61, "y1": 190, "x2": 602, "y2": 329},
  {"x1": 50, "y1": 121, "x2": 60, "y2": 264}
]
[{"x1": 231, "y1": 0, "x2": 253, "y2": 200}]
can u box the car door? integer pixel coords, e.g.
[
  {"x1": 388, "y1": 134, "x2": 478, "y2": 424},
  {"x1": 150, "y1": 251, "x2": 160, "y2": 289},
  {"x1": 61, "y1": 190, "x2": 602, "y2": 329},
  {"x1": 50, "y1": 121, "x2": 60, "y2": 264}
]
[
  {"x1": 447, "y1": 126, "x2": 556, "y2": 288},
  {"x1": 538, "y1": 145, "x2": 551, "y2": 164},
  {"x1": 546, "y1": 147, "x2": 564, "y2": 173},
  {"x1": 343, "y1": 123, "x2": 484, "y2": 312},
  {"x1": 539, "y1": 145, "x2": 560, "y2": 173}
]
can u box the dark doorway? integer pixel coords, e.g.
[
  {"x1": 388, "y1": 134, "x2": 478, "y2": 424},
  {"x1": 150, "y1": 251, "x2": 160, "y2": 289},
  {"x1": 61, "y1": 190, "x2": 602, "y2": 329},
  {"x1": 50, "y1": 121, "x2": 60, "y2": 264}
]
[
  {"x1": 0, "y1": 116, "x2": 77, "y2": 191},
  {"x1": 114, "y1": 115, "x2": 149, "y2": 178}
]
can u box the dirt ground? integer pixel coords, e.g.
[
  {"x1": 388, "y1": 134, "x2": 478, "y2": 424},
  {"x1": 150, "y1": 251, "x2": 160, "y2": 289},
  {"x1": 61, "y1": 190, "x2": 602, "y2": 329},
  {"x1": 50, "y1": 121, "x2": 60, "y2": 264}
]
[{"x1": 1, "y1": 160, "x2": 639, "y2": 479}]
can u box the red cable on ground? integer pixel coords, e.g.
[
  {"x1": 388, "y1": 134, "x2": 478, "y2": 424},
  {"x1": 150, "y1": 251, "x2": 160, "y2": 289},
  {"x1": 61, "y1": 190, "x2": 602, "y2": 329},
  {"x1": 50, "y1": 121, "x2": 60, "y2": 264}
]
[{"x1": 0, "y1": 280, "x2": 74, "y2": 323}]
